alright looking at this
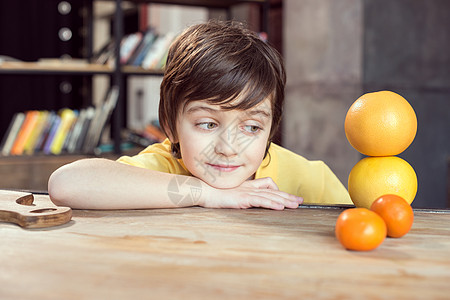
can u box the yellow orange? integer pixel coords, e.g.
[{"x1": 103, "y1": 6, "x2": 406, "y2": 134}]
[
  {"x1": 370, "y1": 194, "x2": 414, "y2": 238},
  {"x1": 348, "y1": 156, "x2": 417, "y2": 209},
  {"x1": 335, "y1": 208, "x2": 387, "y2": 251},
  {"x1": 345, "y1": 91, "x2": 417, "y2": 156}
]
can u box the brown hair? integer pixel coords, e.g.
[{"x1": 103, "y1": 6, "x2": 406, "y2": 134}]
[{"x1": 159, "y1": 20, "x2": 286, "y2": 158}]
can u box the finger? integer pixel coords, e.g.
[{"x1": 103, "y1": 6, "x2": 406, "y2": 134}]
[
  {"x1": 247, "y1": 192, "x2": 303, "y2": 210},
  {"x1": 247, "y1": 196, "x2": 286, "y2": 210},
  {"x1": 247, "y1": 177, "x2": 279, "y2": 190},
  {"x1": 250, "y1": 188, "x2": 303, "y2": 204},
  {"x1": 264, "y1": 191, "x2": 303, "y2": 208}
]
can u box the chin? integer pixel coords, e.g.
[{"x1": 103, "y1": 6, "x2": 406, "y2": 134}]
[
  {"x1": 206, "y1": 180, "x2": 242, "y2": 189},
  {"x1": 197, "y1": 175, "x2": 246, "y2": 189}
]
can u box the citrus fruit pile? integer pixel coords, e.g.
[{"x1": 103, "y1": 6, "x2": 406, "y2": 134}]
[
  {"x1": 335, "y1": 90, "x2": 418, "y2": 251},
  {"x1": 345, "y1": 90, "x2": 418, "y2": 209},
  {"x1": 335, "y1": 194, "x2": 414, "y2": 251}
]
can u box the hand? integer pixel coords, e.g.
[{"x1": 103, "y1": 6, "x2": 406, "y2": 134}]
[{"x1": 200, "y1": 177, "x2": 303, "y2": 210}]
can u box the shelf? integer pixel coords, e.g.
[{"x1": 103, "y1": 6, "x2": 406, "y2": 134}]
[
  {"x1": 0, "y1": 61, "x2": 111, "y2": 75},
  {"x1": 0, "y1": 61, "x2": 165, "y2": 76},
  {"x1": 122, "y1": 65, "x2": 165, "y2": 76},
  {"x1": 98, "y1": 0, "x2": 266, "y2": 9}
]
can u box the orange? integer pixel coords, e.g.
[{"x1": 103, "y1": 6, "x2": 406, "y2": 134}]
[
  {"x1": 371, "y1": 194, "x2": 414, "y2": 238},
  {"x1": 335, "y1": 208, "x2": 387, "y2": 251},
  {"x1": 348, "y1": 156, "x2": 417, "y2": 209},
  {"x1": 345, "y1": 90, "x2": 417, "y2": 156}
]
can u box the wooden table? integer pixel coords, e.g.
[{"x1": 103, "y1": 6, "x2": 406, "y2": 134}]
[{"x1": 1, "y1": 193, "x2": 449, "y2": 299}]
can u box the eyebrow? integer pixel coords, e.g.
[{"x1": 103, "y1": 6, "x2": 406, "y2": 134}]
[
  {"x1": 186, "y1": 105, "x2": 271, "y2": 119},
  {"x1": 245, "y1": 109, "x2": 271, "y2": 119},
  {"x1": 185, "y1": 105, "x2": 219, "y2": 114}
]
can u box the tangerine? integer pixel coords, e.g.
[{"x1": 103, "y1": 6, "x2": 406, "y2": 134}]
[
  {"x1": 348, "y1": 156, "x2": 417, "y2": 209},
  {"x1": 335, "y1": 208, "x2": 387, "y2": 251},
  {"x1": 345, "y1": 91, "x2": 417, "y2": 156},
  {"x1": 370, "y1": 194, "x2": 414, "y2": 238}
]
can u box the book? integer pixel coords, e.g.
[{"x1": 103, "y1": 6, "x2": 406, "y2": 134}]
[
  {"x1": 83, "y1": 106, "x2": 103, "y2": 153},
  {"x1": 75, "y1": 107, "x2": 95, "y2": 153},
  {"x1": 120, "y1": 32, "x2": 143, "y2": 64},
  {"x1": 50, "y1": 109, "x2": 78, "y2": 155},
  {"x1": 129, "y1": 29, "x2": 157, "y2": 66},
  {"x1": 0, "y1": 112, "x2": 25, "y2": 156},
  {"x1": 141, "y1": 32, "x2": 175, "y2": 70},
  {"x1": 93, "y1": 39, "x2": 115, "y2": 64},
  {"x1": 61, "y1": 110, "x2": 79, "y2": 153},
  {"x1": 43, "y1": 115, "x2": 62, "y2": 155},
  {"x1": 66, "y1": 108, "x2": 86, "y2": 153},
  {"x1": 34, "y1": 111, "x2": 57, "y2": 153},
  {"x1": 83, "y1": 87, "x2": 119, "y2": 153},
  {"x1": 23, "y1": 111, "x2": 49, "y2": 155},
  {"x1": 145, "y1": 123, "x2": 166, "y2": 142},
  {"x1": 125, "y1": 130, "x2": 157, "y2": 148},
  {"x1": 10, "y1": 111, "x2": 40, "y2": 155}
]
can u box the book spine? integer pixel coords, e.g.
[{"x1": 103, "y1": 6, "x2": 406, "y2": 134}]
[
  {"x1": 0, "y1": 112, "x2": 25, "y2": 156},
  {"x1": 10, "y1": 111, "x2": 40, "y2": 155},
  {"x1": 23, "y1": 111, "x2": 49, "y2": 155},
  {"x1": 67, "y1": 109, "x2": 86, "y2": 153},
  {"x1": 75, "y1": 107, "x2": 95, "y2": 153},
  {"x1": 141, "y1": 32, "x2": 175, "y2": 70},
  {"x1": 120, "y1": 32, "x2": 143, "y2": 64},
  {"x1": 43, "y1": 116, "x2": 62, "y2": 155},
  {"x1": 50, "y1": 109, "x2": 77, "y2": 155},
  {"x1": 83, "y1": 87, "x2": 119, "y2": 153},
  {"x1": 34, "y1": 112, "x2": 56, "y2": 153},
  {"x1": 145, "y1": 124, "x2": 166, "y2": 142},
  {"x1": 61, "y1": 114, "x2": 77, "y2": 153},
  {"x1": 130, "y1": 30, "x2": 157, "y2": 66}
]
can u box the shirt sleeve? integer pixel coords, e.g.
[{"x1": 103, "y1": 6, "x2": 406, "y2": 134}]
[
  {"x1": 117, "y1": 152, "x2": 171, "y2": 172},
  {"x1": 116, "y1": 139, "x2": 190, "y2": 175}
]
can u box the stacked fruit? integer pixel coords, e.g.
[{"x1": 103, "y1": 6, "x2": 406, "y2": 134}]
[{"x1": 335, "y1": 91, "x2": 418, "y2": 251}]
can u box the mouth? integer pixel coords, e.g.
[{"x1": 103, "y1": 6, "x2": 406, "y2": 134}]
[{"x1": 206, "y1": 163, "x2": 241, "y2": 172}]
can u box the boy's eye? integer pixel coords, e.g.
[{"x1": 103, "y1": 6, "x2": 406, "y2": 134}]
[
  {"x1": 198, "y1": 122, "x2": 217, "y2": 130},
  {"x1": 243, "y1": 125, "x2": 261, "y2": 133}
]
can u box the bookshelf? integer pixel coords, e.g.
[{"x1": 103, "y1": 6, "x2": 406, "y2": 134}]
[{"x1": 0, "y1": 0, "x2": 272, "y2": 156}]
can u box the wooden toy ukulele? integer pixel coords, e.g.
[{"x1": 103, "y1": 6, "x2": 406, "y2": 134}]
[{"x1": 0, "y1": 190, "x2": 72, "y2": 228}]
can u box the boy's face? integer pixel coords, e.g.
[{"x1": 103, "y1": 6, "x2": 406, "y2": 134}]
[{"x1": 174, "y1": 97, "x2": 273, "y2": 189}]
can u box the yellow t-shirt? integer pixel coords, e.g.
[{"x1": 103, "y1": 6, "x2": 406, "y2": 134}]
[{"x1": 117, "y1": 139, "x2": 352, "y2": 205}]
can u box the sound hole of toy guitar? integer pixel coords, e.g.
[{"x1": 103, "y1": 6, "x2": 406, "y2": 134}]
[
  {"x1": 16, "y1": 196, "x2": 35, "y2": 206},
  {"x1": 30, "y1": 208, "x2": 57, "y2": 214}
]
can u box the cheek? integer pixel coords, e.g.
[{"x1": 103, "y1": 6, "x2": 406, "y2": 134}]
[
  {"x1": 253, "y1": 138, "x2": 270, "y2": 160},
  {"x1": 243, "y1": 133, "x2": 270, "y2": 162},
  {"x1": 178, "y1": 132, "x2": 209, "y2": 161}
]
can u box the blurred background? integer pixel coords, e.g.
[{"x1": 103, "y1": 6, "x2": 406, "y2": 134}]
[
  {"x1": 0, "y1": 0, "x2": 448, "y2": 208},
  {"x1": 282, "y1": 0, "x2": 450, "y2": 209}
]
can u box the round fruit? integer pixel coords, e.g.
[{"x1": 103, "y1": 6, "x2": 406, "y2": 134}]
[
  {"x1": 335, "y1": 208, "x2": 387, "y2": 251},
  {"x1": 371, "y1": 194, "x2": 414, "y2": 238},
  {"x1": 348, "y1": 156, "x2": 417, "y2": 209},
  {"x1": 345, "y1": 90, "x2": 417, "y2": 156}
]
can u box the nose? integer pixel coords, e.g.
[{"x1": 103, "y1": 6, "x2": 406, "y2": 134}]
[{"x1": 214, "y1": 127, "x2": 239, "y2": 157}]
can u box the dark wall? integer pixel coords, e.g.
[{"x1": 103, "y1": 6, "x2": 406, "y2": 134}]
[{"x1": 363, "y1": 0, "x2": 450, "y2": 208}]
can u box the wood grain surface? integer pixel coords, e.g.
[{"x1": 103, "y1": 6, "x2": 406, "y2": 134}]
[{"x1": 1, "y1": 193, "x2": 449, "y2": 300}]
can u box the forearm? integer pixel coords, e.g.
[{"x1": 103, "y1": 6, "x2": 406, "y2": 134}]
[
  {"x1": 48, "y1": 158, "x2": 209, "y2": 209},
  {"x1": 48, "y1": 158, "x2": 302, "y2": 210}
]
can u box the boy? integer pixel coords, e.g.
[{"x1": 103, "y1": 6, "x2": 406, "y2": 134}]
[{"x1": 48, "y1": 20, "x2": 352, "y2": 210}]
